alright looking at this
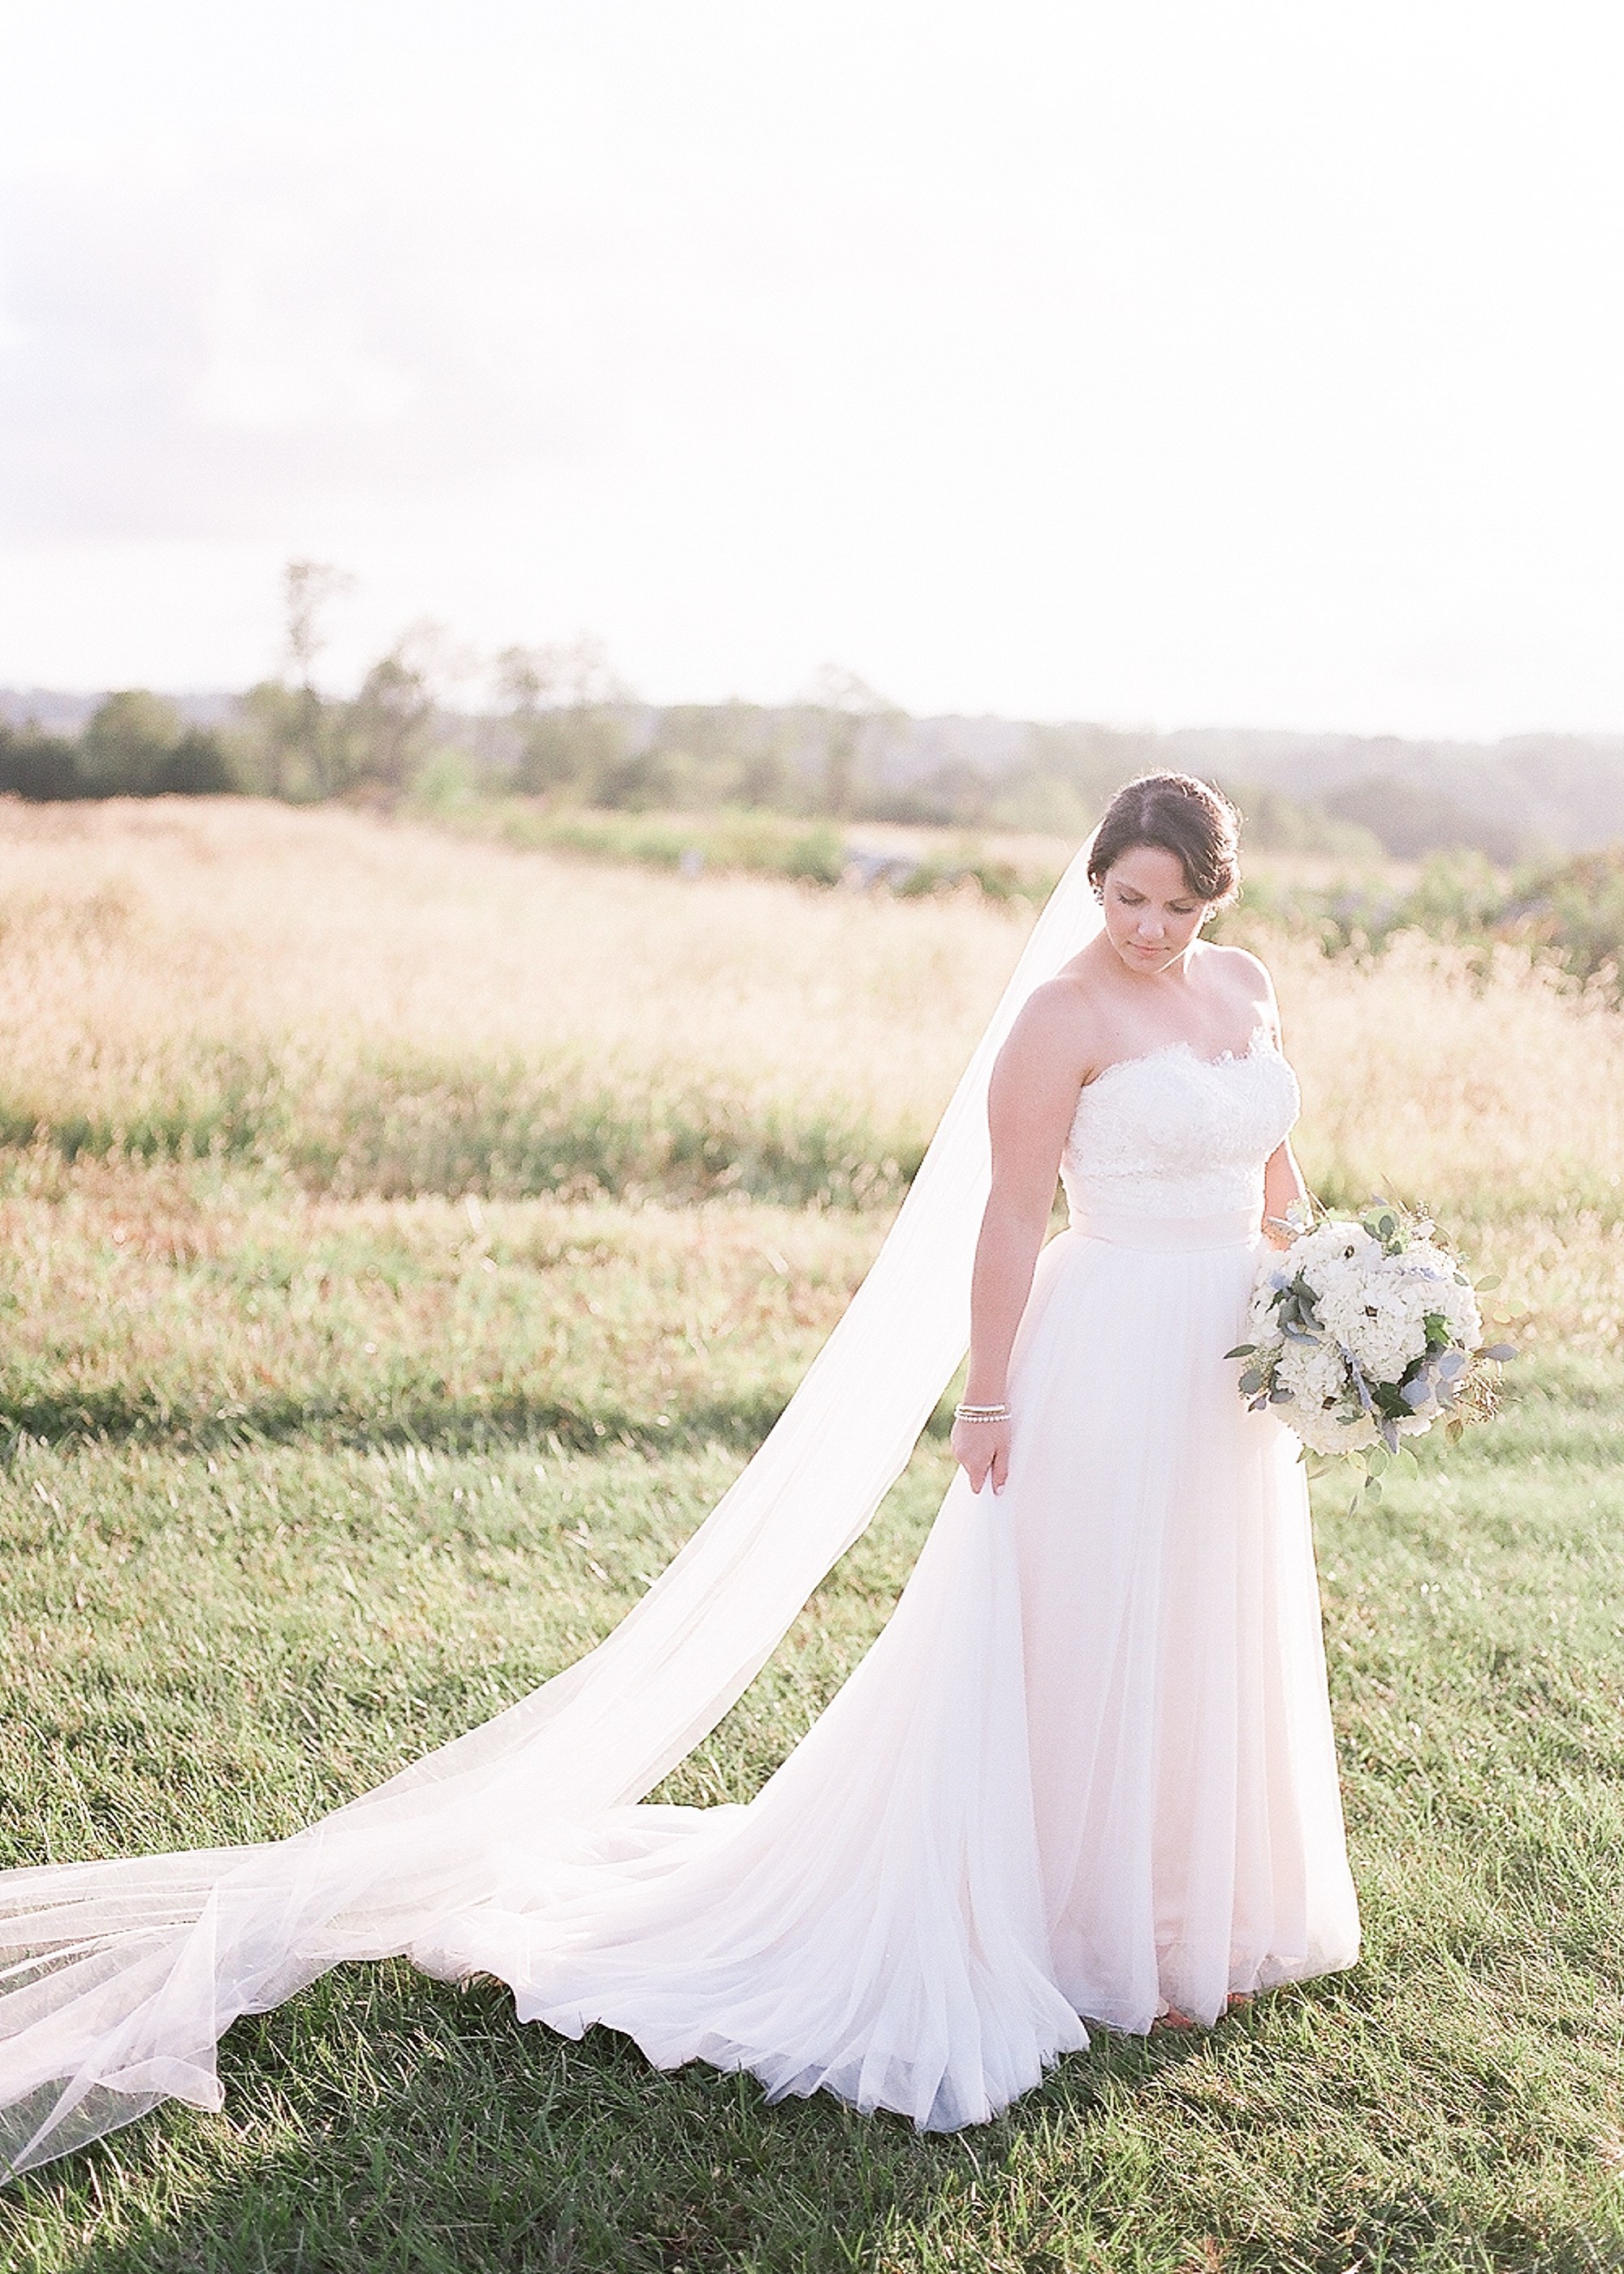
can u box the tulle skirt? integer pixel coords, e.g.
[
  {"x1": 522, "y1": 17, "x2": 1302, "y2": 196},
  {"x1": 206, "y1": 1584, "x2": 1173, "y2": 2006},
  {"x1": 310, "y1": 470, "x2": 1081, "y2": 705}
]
[{"x1": 412, "y1": 1213, "x2": 1361, "y2": 2129}]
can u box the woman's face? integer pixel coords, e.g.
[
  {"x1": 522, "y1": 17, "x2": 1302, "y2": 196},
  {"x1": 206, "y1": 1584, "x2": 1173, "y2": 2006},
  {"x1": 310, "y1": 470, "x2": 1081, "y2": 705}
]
[{"x1": 1098, "y1": 843, "x2": 1211, "y2": 975}]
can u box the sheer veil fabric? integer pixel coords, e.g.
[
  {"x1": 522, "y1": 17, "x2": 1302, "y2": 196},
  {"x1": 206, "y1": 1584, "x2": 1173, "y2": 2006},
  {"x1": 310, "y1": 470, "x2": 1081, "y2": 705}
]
[{"x1": 0, "y1": 846, "x2": 1110, "y2": 2177}]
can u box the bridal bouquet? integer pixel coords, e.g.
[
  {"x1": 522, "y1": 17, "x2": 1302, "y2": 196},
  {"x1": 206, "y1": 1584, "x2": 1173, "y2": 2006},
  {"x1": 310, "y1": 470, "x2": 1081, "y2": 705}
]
[{"x1": 1229, "y1": 1199, "x2": 1514, "y2": 1481}]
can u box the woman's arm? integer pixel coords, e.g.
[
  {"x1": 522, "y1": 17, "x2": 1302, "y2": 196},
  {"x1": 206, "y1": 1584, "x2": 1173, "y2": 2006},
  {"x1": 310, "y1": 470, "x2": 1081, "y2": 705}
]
[
  {"x1": 1263, "y1": 1137, "x2": 1309, "y2": 1247},
  {"x1": 951, "y1": 986, "x2": 1091, "y2": 1494},
  {"x1": 1255, "y1": 962, "x2": 1307, "y2": 1246}
]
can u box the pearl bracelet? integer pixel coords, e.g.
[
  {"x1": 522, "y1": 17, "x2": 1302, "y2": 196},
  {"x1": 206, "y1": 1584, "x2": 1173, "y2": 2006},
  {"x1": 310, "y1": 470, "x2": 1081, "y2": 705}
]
[{"x1": 953, "y1": 1402, "x2": 1011, "y2": 1424}]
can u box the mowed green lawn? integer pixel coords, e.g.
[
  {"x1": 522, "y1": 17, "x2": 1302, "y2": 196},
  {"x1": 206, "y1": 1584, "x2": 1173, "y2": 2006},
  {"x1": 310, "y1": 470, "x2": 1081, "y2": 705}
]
[{"x1": 1, "y1": 1169, "x2": 1622, "y2": 2274}]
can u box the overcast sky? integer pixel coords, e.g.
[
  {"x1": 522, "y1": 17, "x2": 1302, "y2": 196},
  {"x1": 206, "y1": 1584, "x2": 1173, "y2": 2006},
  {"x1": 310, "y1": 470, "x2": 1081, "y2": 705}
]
[{"x1": 1, "y1": 1, "x2": 1620, "y2": 734}]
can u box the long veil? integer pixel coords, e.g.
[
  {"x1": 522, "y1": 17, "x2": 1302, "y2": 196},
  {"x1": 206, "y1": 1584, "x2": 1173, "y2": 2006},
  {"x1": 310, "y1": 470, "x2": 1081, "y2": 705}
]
[{"x1": 0, "y1": 841, "x2": 1104, "y2": 2179}]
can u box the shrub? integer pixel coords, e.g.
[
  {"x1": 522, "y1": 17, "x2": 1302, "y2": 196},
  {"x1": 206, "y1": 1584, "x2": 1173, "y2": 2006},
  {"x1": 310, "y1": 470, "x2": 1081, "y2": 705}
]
[
  {"x1": 152, "y1": 728, "x2": 238, "y2": 797},
  {"x1": 2, "y1": 695, "x2": 238, "y2": 802},
  {"x1": 0, "y1": 723, "x2": 84, "y2": 801},
  {"x1": 80, "y1": 690, "x2": 188, "y2": 796},
  {"x1": 1501, "y1": 846, "x2": 1624, "y2": 1000}
]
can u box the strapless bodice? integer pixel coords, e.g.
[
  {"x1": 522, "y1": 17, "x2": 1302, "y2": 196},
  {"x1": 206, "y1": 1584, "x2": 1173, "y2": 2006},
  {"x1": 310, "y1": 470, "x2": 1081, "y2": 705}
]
[{"x1": 1060, "y1": 1035, "x2": 1299, "y2": 1224}]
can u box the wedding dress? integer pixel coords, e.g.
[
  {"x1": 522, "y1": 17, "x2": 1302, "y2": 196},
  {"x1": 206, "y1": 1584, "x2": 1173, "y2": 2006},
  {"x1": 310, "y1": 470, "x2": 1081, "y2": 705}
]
[
  {"x1": 410, "y1": 1036, "x2": 1360, "y2": 2125},
  {"x1": 0, "y1": 849, "x2": 1358, "y2": 2177}
]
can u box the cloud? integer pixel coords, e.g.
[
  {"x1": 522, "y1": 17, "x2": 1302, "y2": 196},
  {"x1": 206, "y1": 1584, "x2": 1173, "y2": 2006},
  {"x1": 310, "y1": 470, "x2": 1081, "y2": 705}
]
[
  {"x1": 1, "y1": 0, "x2": 1622, "y2": 728},
  {"x1": 0, "y1": 151, "x2": 639, "y2": 543}
]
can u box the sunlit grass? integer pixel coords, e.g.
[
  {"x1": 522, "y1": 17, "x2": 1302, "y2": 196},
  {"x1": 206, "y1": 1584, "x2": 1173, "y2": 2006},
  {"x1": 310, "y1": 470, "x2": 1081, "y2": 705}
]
[
  {"x1": 0, "y1": 1151, "x2": 883, "y2": 1450},
  {"x1": 2, "y1": 1366, "x2": 1622, "y2": 2270}
]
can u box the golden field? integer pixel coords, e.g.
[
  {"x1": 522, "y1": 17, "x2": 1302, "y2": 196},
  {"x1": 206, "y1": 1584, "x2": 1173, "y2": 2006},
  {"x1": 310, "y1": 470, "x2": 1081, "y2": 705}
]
[{"x1": 0, "y1": 794, "x2": 1618, "y2": 1386}]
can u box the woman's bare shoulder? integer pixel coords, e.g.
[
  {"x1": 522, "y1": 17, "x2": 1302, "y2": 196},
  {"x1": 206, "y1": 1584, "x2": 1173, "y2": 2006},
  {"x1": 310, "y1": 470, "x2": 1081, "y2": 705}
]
[
  {"x1": 1021, "y1": 966, "x2": 1096, "y2": 1010},
  {"x1": 1011, "y1": 967, "x2": 1108, "y2": 1034},
  {"x1": 1200, "y1": 938, "x2": 1272, "y2": 980},
  {"x1": 1201, "y1": 940, "x2": 1278, "y2": 1000},
  {"x1": 997, "y1": 970, "x2": 1109, "y2": 1076},
  {"x1": 987, "y1": 973, "x2": 1108, "y2": 1135}
]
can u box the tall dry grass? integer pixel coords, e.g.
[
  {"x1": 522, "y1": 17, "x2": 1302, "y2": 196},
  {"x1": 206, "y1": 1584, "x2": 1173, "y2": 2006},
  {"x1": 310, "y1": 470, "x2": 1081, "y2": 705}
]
[
  {"x1": 0, "y1": 798, "x2": 1019, "y2": 1204},
  {"x1": 2, "y1": 794, "x2": 1621, "y2": 1236},
  {"x1": 1260, "y1": 930, "x2": 1624, "y2": 1360},
  {"x1": 1269, "y1": 929, "x2": 1624, "y2": 1226}
]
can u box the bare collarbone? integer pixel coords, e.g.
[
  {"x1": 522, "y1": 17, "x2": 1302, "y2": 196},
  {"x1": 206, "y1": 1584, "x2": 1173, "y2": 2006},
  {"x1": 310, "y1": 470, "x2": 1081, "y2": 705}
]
[{"x1": 1053, "y1": 941, "x2": 1276, "y2": 1089}]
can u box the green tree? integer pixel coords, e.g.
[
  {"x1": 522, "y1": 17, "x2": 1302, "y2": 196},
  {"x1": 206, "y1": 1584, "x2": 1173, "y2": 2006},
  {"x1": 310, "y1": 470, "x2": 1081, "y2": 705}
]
[
  {"x1": 320, "y1": 621, "x2": 473, "y2": 795},
  {"x1": 1325, "y1": 772, "x2": 1531, "y2": 865},
  {"x1": 153, "y1": 728, "x2": 236, "y2": 796},
  {"x1": 79, "y1": 691, "x2": 184, "y2": 796},
  {"x1": 497, "y1": 633, "x2": 636, "y2": 801},
  {"x1": 233, "y1": 681, "x2": 311, "y2": 798},
  {"x1": 644, "y1": 703, "x2": 794, "y2": 810},
  {"x1": 67, "y1": 694, "x2": 236, "y2": 800},
  {"x1": 338, "y1": 649, "x2": 434, "y2": 790},
  {"x1": 0, "y1": 720, "x2": 83, "y2": 800}
]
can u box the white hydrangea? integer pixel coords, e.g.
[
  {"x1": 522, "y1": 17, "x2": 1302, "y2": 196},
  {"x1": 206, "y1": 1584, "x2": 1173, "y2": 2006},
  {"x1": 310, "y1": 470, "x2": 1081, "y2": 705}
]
[
  {"x1": 1407, "y1": 1247, "x2": 1482, "y2": 1347},
  {"x1": 1318, "y1": 1266, "x2": 1432, "y2": 1381},
  {"x1": 1287, "y1": 1221, "x2": 1383, "y2": 1297},
  {"x1": 1273, "y1": 1336, "x2": 1342, "y2": 1403},
  {"x1": 1290, "y1": 1403, "x2": 1379, "y2": 1457}
]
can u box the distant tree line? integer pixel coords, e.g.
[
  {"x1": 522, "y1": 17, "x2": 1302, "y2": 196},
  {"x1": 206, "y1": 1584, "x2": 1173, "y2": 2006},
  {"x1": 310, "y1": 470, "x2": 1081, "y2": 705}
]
[
  {"x1": 0, "y1": 670, "x2": 1540, "y2": 869},
  {"x1": 0, "y1": 691, "x2": 236, "y2": 802},
  {"x1": 1, "y1": 560, "x2": 1596, "y2": 867}
]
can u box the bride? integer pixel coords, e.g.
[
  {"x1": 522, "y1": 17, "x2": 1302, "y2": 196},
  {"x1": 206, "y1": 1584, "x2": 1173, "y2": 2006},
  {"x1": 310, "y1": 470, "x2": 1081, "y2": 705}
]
[{"x1": 0, "y1": 771, "x2": 1358, "y2": 2176}]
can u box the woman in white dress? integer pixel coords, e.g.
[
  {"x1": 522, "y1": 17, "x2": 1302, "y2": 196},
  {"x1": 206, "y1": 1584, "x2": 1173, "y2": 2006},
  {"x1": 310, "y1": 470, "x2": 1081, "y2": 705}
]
[
  {"x1": 0, "y1": 772, "x2": 1358, "y2": 2175},
  {"x1": 943, "y1": 774, "x2": 1360, "y2": 2041}
]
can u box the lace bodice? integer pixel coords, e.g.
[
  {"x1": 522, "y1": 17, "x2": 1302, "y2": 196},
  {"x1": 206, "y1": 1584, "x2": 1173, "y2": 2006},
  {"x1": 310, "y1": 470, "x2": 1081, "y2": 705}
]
[{"x1": 1060, "y1": 1036, "x2": 1299, "y2": 1222}]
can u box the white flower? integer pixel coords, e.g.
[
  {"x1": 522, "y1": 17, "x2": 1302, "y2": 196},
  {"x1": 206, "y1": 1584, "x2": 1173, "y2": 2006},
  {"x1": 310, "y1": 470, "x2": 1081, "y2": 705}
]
[
  {"x1": 1275, "y1": 1336, "x2": 1349, "y2": 1413},
  {"x1": 1290, "y1": 1401, "x2": 1379, "y2": 1457},
  {"x1": 1288, "y1": 1221, "x2": 1381, "y2": 1293},
  {"x1": 1429, "y1": 1276, "x2": 1482, "y2": 1350},
  {"x1": 1384, "y1": 1242, "x2": 1482, "y2": 1347},
  {"x1": 1320, "y1": 1276, "x2": 1428, "y2": 1383}
]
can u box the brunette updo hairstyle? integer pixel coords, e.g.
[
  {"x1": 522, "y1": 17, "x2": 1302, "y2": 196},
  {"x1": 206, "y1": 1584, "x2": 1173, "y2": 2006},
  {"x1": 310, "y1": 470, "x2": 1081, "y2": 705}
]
[{"x1": 1086, "y1": 771, "x2": 1242, "y2": 910}]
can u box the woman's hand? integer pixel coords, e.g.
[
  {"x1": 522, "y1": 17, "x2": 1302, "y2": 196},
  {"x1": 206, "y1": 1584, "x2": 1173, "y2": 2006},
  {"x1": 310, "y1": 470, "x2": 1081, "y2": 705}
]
[{"x1": 951, "y1": 1415, "x2": 1012, "y2": 1495}]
